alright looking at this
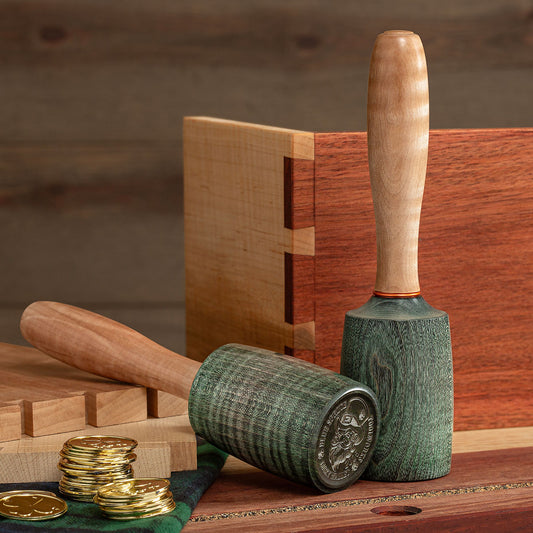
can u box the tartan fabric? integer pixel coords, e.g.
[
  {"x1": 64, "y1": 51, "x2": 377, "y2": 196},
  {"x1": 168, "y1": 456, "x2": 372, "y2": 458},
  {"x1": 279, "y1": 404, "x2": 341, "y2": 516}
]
[{"x1": 0, "y1": 443, "x2": 227, "y2": 532}]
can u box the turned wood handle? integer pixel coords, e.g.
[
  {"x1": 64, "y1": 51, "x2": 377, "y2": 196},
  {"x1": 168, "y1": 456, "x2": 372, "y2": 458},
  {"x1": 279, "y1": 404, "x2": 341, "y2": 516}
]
[
  {"x1": 20, "y1": 301, "x2": 202, "y2": 400},
  {"x1": 367, "y1": 30, "x2": 429, "y2": 297}
]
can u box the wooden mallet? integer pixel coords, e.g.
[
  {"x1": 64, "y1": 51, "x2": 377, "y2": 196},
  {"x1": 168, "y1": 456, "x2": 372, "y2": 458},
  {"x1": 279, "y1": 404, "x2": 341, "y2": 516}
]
[
  {"x1": 340, "y1": 31, "x2": 454, "y2": 481},
  {"x1": 21, "y1": 301, "x2": 379, "y2": 493}
]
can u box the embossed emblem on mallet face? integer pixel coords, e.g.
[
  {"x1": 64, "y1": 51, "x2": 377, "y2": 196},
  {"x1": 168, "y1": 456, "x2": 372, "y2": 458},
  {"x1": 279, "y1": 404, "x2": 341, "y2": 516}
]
[{"x1": 314, "y1": 394, "x2": 378, "y2": 490}]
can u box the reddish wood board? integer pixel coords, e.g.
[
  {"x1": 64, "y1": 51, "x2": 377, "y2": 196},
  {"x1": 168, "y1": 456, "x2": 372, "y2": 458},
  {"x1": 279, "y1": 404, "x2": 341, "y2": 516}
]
[
  {"x1": 184, "y1": 446, "x2": 533, "y2": 532},
  {"x1": 298, "y1": 128, "x2": 533, "y2": 431}
]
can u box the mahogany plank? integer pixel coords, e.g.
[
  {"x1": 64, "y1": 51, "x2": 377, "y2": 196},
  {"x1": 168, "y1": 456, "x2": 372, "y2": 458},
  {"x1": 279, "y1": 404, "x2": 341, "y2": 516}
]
[
  {"x1": 189, "y1": 447, "x2": 532, "y2": 517},
  {"x1": 313, "y1": 131, "x2": 374, "y2": 370},
  {"x1": 312, "y1": 128, "x2": 533, "y2": 431},
  {"x1": 186, "y1": 487, "x2": 532, "y2": 532}
]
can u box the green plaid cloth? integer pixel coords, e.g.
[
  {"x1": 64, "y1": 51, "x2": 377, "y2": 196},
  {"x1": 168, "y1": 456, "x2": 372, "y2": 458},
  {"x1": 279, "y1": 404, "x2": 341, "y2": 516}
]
[{"x1": 0, "y1": 443, "x2": 227, "y2": 532}]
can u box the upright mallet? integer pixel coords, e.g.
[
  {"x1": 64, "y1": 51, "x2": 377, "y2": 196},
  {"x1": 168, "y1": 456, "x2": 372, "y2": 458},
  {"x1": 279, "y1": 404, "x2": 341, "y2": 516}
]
[
  {"x1": 21, "y1": 301, "x2": 379, "y2": 493},
  {"x1": 340, "y1": 30, "x2": 453, "y2": 481}
]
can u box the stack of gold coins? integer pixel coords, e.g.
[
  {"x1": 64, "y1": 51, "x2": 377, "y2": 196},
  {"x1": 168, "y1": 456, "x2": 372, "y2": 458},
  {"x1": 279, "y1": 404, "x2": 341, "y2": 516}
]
[
  {"x1": 94, "y1": 478, "x2": 175, "y2": 520},
  {"x1": 0, "y1": 490, "x2": 67, "y2": 521},
  {"x1": 58, "y1": 436, "x2": 137, "y2": 502}
]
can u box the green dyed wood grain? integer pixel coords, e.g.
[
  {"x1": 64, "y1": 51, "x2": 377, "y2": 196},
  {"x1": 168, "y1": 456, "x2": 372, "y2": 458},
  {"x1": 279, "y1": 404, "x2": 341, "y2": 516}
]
[
  {"x1": 340, "y1": 296, "x2": 453, "y2": 481},
  {"x1": 188, "y1": 344, "x2": 379, "y2": 493}
]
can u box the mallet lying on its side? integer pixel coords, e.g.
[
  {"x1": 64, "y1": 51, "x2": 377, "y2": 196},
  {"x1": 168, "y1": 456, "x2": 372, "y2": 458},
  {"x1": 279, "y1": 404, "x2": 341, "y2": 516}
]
[{"x1": 21, "y1": 301, "x2": 379, "y2": 493}]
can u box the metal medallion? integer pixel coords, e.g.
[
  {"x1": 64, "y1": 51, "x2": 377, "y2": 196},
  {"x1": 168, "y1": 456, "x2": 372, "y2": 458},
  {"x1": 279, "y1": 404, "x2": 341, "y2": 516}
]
[{"x1": 314, "y1": 393, "x2": 377, "y2": 489}]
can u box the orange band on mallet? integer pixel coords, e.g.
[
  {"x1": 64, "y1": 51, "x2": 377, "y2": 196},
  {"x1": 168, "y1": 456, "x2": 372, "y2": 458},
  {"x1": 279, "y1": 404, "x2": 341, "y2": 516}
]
[{"x1": 373, "y1": 290, "x2": 421, "y2": 299}]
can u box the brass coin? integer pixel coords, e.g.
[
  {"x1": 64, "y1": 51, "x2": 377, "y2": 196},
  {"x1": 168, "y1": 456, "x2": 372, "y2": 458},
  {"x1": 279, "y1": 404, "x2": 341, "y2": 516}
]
[
  {"x1": 58, "y1": 486, "x2": 96, "y2": 502},
  {"x1": 102, "y1": 500, "x2": 176, "y2": 520},
  {"x1": 97, "y1": 478, "x2": 170, "y2": 499},
  {"x1": 64, "y1": 436, "x2": 137, "y2": 454},
  {"x1": 58, "y1": 434, "x2": 137, "y2": 503},
  {"x1": 58, "y1": 464, "x2": 133, "y2": 477},
  {"x1": 98, "y1": 493, "x2": 174, "y2": 514},
  {"x1": 0, "y1": 493, "x2": 67, "y2": 521},
  {"x1": 59, "y1": 450, "x2": 137, "y2": 465},
  {"x1": 0, "y1": 490, "x2": 57, "y2": 498}
]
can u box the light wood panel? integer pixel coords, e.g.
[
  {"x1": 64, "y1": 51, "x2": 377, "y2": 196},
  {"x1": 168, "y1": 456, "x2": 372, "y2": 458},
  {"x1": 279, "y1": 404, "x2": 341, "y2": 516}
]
[
  {"x1": 0, "y1": 415, "x2": 196, "y2": 483},
  {"x1": 184, "y1": 117, "x2": 314, "y2": 361},
  {"x1": 147, "y1": 389, "x2": 188, "y2": 418},
  {"x1": 0, "y1": 342, "x2": 187, "y2": 441}
]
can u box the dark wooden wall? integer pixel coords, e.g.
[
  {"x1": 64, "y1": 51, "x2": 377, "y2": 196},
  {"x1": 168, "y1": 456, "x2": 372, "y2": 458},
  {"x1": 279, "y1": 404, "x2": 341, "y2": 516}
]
[{"x1": 1, "y1": 0, "x2": 531, "y2": 353}]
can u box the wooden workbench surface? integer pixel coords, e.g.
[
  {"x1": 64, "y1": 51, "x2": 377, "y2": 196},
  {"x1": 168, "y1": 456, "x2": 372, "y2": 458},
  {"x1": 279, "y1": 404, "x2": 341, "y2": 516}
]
[{"x1": 184, "y1": 427, "x2": 533, "y2": 532}]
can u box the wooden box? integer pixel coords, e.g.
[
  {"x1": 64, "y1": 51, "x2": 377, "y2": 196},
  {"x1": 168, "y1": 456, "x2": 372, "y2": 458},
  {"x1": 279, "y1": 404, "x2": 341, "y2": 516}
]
[{"x1": 183, "y1": 117, "x2": 532, "y2": 432}]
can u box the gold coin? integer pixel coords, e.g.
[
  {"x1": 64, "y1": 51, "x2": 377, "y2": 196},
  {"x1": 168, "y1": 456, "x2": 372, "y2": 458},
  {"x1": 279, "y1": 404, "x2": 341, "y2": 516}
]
[
  {"x1": 0, "y1": 490, "x2": 57, "y2": 498},
  {"x1": 0, "y1": 493, "x2": 67, "y2": 521},
  {"x1": 97, "y1": 478, "x2": 170, "y2": 499},
  {"x1": 58, "y1": 435, "x2": 138, "y2": 502},
  {"x1": 64, "y1": 436, "x2": 137, "y2": 453},
  {"x1": 59, "y1": 451, "x2": 136, "y2": 466},
  {"x1": 94, "y1": 479, "x2": 175, "y2": 520},
  {"x1": 102, "y1": 500, "x2": 176, "y2": 520},
  {"x1": 60, "y1": 465, "x2": 133, "y2": 483},
  {"x1": 100, "y1": 493, "x2": 174, "y2": 513}
]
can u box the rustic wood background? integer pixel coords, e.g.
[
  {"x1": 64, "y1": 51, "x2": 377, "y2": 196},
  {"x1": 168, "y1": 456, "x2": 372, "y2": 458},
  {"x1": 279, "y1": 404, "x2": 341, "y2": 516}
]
[{"x1": 0, "y1": 0, "x2": 531, "y2": 354}]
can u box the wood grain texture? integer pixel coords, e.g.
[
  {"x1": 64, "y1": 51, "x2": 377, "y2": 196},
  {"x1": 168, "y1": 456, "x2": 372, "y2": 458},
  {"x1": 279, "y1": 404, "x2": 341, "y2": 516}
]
[
  {"x1": 183, "y1": 117, "x2": 314, "y2": 361},
  {"x1": 186, "y1": 488, "x2": 532, "y2": 532},
  {"x1": 367, "y1": 31, "x2": 429, "y2": 295},
  {"x1": 184, "y1": 444, "x2": 533, "y2": 532},
  {"x1": 0, "y1": 415, "x2": 197, "y2": 483},
  {"x1": 189, "y1": 343, "x2": 378, "y2": 493},
  {"x1": 185, "y1": 123, "x2": 531, "y2": 432},
  {"x1": 284, "y1": 253, "x2": 315, "y2": 325},
  {"x1": 22, "y1": 394, "x2": 86, "y2": 438},
  {"x1": 0, "y1": 403, "x2": 21, "y2": 442},
  {"x1": 312, "y1": 128, "x2": 533, "y2": 432},
  {"x1": 20, "y1": 302, "x2": 201, "y2": 401},
  {"x1": 0, "y1": 1, "x2": 529, "y2": 71},
  {"x1": 284, "y1": 157, "x2": 315, "y2": 229},
  {"x1": 452, "y1": 426, "x2": 533, "y2": 454},
  {"x1": 313, "y1": 132, "x2": 374, "y2": 368},
  {"x1": 341, "y1": 297, "x2": 453, "y2": 481},
  {"x1": 0, "y1": 342, "x2": 152, "y2": 439},
  {"x1": 147, "y1": 389, "x2": 188, "y2": 418},
  {"x1": 0, "y1": 377, "x2": 86, "y2": 438}
]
